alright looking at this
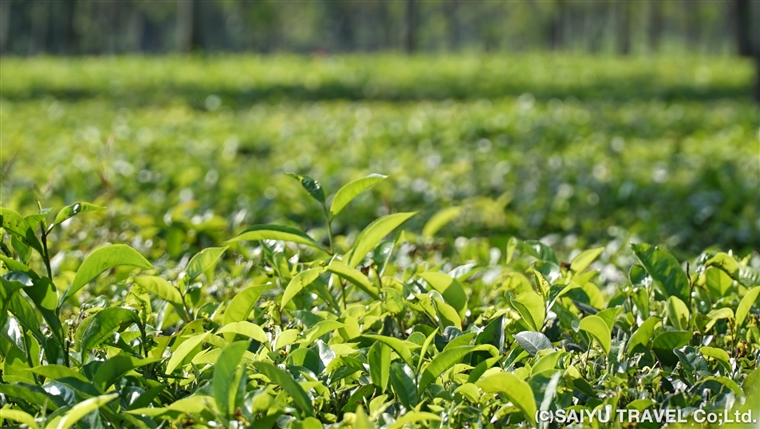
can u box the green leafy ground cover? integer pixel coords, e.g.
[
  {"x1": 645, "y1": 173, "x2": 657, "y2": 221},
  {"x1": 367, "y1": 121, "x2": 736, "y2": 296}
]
[
  {"x1": 0, "y1": 54, "x2": 759, "y2": 428},
  {"x1": 1, "y1": 55, "x2": 759, "y2": 257},
  {"x1": 0, "y1": 175, "x2": 758, "y2": 428}
]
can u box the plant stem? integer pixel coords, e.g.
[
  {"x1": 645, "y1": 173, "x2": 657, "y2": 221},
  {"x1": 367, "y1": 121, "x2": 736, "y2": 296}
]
[
  {"x1": 323, "y1": 207, "x2": 334, "y2": 254},
  {"x1": 39, "y1": 226, "x2": 53, "y2": 280}
]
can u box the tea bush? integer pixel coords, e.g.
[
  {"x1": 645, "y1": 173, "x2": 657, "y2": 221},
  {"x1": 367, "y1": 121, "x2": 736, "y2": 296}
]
[
  {"x1": 2, "y1": 54, "x2": 759, "y2": 258},
  {"x1": 0, "y1": 174, "x2": 758, "y2": 428}
]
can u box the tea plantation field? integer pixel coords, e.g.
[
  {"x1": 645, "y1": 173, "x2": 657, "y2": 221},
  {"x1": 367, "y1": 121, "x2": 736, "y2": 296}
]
[{"x1": 0, "y1": 54, "x2": 758, "y2": 428}]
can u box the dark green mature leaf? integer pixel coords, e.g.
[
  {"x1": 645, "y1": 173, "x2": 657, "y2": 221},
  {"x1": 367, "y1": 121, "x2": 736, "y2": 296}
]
[
  {"x1": 253, "y1": 361, "x2": 314, "y2": 417},
  {"x1": 26, "y1": 277, "x2": 64, "y2": 344},
  {"x1": 227, "y1": 225, "x2": 327, "y2": 252},
  {"x1": 389, "y1": 363, "x2": 417, "y2": 409},
  {"x1": 652, "y1": 331, "x2": 692, "y2": 367},
  {"x1": 8, "y1": 293, "x2": 44, "y2": 340},
  {"x1": 93, "y1": 355, "x2": 161, "y2": 391},
  {"x1": 0, "y1": 384, "x2": 59, "y2": 411},
  {"x1": 631, "y1": 243, "x2": 690, "y2": 303},
  {"x1": 579, "y1": 315, "x2": 611, "y2": 355},
  {"x1": 477, "y1": 372, "x2": 537, "y2": 426},
  {"x1": 52, "y1": 202, "x2": 105, "y2": 227},
  {"x1": 330, "y1": 174, "x2": 386, "y2": 217},
  {"x1": 186, "y1": 246, "x2": 228, "y2": 281},
  {"x1": 66, "y1": 244, "x2": 154, "y2": 302},
  {"x1": 348, "y1": 212, "x2": 417, "y2": 268},
  {"x1": 513, "y1": 331, "x2": 552, "y2": 356},
  {"x1": 214, "y1": 341, "x2": 249, "y2": 418},
  {"x1": 80, "y1": 307, "x2": 140, "y2": 353},
  {"x1": 476, "y1": 315, "x2": 506, "y2": 354},
  {"x1": 368, "y1": 341, "x2": 391, "y2": 392},
  {"x1": 418, "y1": 344, "x2": 497, "y2": 394},
  {"x1": 0, "y1": 208, "x2": 44, "y2": 255},
  {"x1": 287, "y1": 173, "x2": 326, "y2": 204}
]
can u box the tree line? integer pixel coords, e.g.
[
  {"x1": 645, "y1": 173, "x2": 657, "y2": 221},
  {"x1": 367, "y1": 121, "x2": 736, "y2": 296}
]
[{"x1": 1, "y1": 0, "x2": 759, "y2": 99}]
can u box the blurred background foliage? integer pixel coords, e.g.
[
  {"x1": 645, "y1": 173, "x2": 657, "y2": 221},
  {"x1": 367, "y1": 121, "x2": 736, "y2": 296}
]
[{"x1": 0, "y1": 0, "x2": 759, "y2": 260}]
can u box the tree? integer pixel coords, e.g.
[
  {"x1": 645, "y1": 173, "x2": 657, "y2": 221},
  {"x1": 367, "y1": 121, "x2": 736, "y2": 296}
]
[
  {"x1": 176, "y1": 0, "x2": 193, "y2": 53},
  {"x1": 405, "y1": 0, "x2": 417, "y2": 52},
  {"x1": 734, "y1": 0, "x2": 753, "y2": 57}
]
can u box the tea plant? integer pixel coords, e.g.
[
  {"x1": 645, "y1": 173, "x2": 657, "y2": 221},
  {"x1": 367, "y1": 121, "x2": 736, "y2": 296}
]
[{"x1": 0, "y1": 175, "x2": 757, "y2": 428}]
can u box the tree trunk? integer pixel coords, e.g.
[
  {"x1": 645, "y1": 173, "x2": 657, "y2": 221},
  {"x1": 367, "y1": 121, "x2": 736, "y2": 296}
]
[
  {"x1": 587, "y1": 2, "x2": 604, "y2": 53},
  {"x1": 648, "y1": 0, "x2": 661, "y2": 54},
  {"x1": 29, "y1": 0, "x2": 48, "y2": 55},
  {"x1": 176, "y1": 0, "x2": 193, "y2": 53},
  {"x1": 0, "y1": 0, "x2": 10, "y2": 54},
  {"x1": 549, "y1": 0, "x2": 564, "y2": 50},
  {"x1": 336, "y1": 4, "x2": 355, "y2": 51},
  {"x1": 754, "y1": 55, "x2": 760, "y2": 103},
  {"x1": 735, "y1": 0, "x2": 753, "y2": 56},
  {"x1": 405, "y1": 0, "x2": 417, "y2": 53},
  {"x1": 447, "y1": 0, "x2": 459, "y2": 51},
  {"x1": 617, "y1": 0, "x2": 630, "y2": 55},
  {"x1": 685, "y1": 2, "x2": 700, "y2": 52}
]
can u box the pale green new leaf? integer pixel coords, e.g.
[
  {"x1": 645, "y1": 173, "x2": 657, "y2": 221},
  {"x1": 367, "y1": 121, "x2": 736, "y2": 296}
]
[
  {"x1": 477, "y1": 372, "x2": 537, "y2": 426},
  {"x1": 361, "y1": 334, "x2": 415, "y2": 369},
  {"x1": 422, "y1": 206, "x2": 462, "y2": 238},
  {"x1": 52, "y1": 202, "x2": 105, "y2": 227},
  {"x1": 217, "y1": 321, "x2": 268, "y2": 343},
  {"x1": 214, "y1": 341, "x2": 249, "y2": 418},
  {"x1": 570, "y1": 247, "x2": 604, "y2": 273},
  {"x1": 510, "y1": 291, "x2": 545, "y2": 332},
  {"x1": 0, "y1": 409, "x2": 39, "y2": 429},
  {"x1": 166, "y1": 332, "x2": 210, "y2": 374},
  {"x1": 227, "y1": 225, "x2": 326, "y2": 252},
  {"x1": 186, "y1": 247, "x2": 228, "y2": 281},
  {"x1": 253, "y1": 361, "x2": 314, "y2": 417},
  {"x1": 736, "y1": 286, "x2": 760, "y2": 328},
  {"x1": 419, "y1": 271, "x2": 467, "y2": 318},
  {"x1": 666, "y1": 296, "x2": 690, "y2": 330},
  {"x1": 348, "y1": 212, "x2": 417, "y2": 268},
  {"x1": 47, "y1": 393, "x2": 118, "y2": 429},
  {"x1": 66, "y1": 244, "x2": 153, "y2": 301},
  {"x1": 418, "y1": 344, "x2": 498, "y2": 394},
  {"x1": 330, "y1": 174, "x2": 386, "y2": 217},
  {"x1": 326, "y1": 259, "x2": 380, "y2": 299},
  {"x1": 223, "y1": 284, "x2": 269, "y2": 325},
  {"x1": 387, "y1": 412, "x2": 442, "y2": 429},
  {"x1": 579, "y1": 315, "x2": 611, "y2": 355},
  {"x1": 282, "y1": 268, "x2": 325, "y2": 308}
]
